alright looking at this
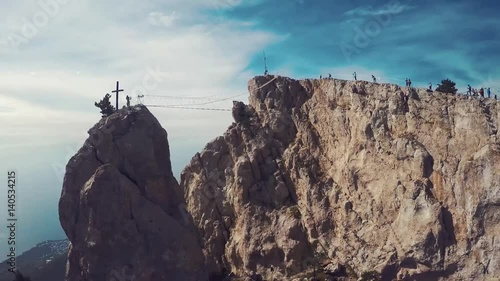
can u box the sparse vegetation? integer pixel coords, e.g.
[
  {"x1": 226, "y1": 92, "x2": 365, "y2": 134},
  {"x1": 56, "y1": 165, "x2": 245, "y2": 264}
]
[
  {"x1": 94, "y1": 93, "x2": 116, "y2": 117},
  {"x1": 288, "y1": 205, "x2": 301, "y2": 219},
  {"x1": 436, "y1": 79, "x2": 458, "y2": 94},
  {"x1": 360, "y1": 270, "x2": 381, "y2": 281}
]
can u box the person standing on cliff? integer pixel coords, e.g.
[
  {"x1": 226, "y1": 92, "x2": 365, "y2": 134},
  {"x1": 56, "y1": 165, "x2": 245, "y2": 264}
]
[
  {"x1": 405, "y1": 78, "x2": 409, "y2": 87},
  {"x1": 487, "y1": 87, "x2": 491, "y2": 98},
  {"x1": 372, "y1": 75, "x2": 376, "y2": 83},
  {"x1": 353, "y1": 72, "x2": 357, "y2": 81},
  {"x1": 467, "y1": 84, "x2": 472, "y2": 95},
  {"x1": 126, "y1": 95, "x2": 131, "y2": 108},
  {"x1": 480, "y1": 88, "x2": 484, "y2": 97}
]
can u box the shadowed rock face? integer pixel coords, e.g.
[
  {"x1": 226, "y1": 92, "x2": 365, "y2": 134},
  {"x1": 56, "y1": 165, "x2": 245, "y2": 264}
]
[
  {"x1": 181, "y1": 76, "x2": 500, "y2": 280},
  {"x1": 58, "y1": 105, "x2": 207, "y2": 281}
]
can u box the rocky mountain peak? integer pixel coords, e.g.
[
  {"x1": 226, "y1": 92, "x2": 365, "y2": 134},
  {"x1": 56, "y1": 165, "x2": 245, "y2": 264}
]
[
  {"x1": 59, "y1": 105, "x2": 207, "y2": 281},
  {"x1": 60, "y1": 77, "x2": 500, "y2": 281}
]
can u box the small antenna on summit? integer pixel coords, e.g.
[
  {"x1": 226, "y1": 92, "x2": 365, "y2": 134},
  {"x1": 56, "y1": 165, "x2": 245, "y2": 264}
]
[{"x1": 263, "y1": 51, "x2": 269, "y2": 76}]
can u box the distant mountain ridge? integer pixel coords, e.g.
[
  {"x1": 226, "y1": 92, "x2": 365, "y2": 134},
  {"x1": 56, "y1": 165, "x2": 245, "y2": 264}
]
[{"x1": 0, "y1": 239, "x2": 68, "y2": 281}]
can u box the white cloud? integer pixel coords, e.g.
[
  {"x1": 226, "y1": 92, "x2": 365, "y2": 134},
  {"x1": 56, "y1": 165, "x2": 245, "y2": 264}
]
[
  {"x1": 148, "y1": 11, "x2": 178, "y2": 27},
  {"x1": 0, "y1": 0, "x2": 283, "y2": 153},
  {"x1": 344, "y1": 4, "x2": 415, "y2": 17}
]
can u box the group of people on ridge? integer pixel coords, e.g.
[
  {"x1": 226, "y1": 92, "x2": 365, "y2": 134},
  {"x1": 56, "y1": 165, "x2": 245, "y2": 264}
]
[
  {"x1": 320, "y1": 73, "x2": 333, "y2": 80},
  {"x1": 467, "y1": 85, "x2": 497, "y2": 100},
  {"x1": 317, "y1": 73, "x2": 498, "y2": 100},
  {"x1": 352, "y1": 72, "x2": 375, "y2": 83},
  {"x1": 405, "y1": 78, "x2": 412, "y2": 87}
]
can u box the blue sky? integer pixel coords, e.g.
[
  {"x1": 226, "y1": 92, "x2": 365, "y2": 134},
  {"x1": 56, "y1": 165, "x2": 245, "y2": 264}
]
[
  {"x1": 1, "y1": 0, "x2": 499, "y2": 258},
  {"x1": 236, "y1": 0, "x2": 500, "y2": 90}
]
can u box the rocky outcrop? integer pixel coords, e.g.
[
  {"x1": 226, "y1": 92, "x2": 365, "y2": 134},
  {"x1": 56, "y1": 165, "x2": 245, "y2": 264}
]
[
  {"x1": 59, "y1": 76, "x2": 499, "y2": 281},
  {"x1": 181, "y1": 76, "x2": 500, "y2": 280},
  {"x1": 58, "y1": 106, "x2": 208, "y2": 281}
]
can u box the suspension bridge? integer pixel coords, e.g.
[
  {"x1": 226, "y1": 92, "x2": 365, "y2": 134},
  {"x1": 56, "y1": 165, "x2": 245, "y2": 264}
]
[
  {"x1": 135, "y1": 75, "x2": 279, "y2": 112},
  {"x1": 113, "y1": 71, "x2": 498, "y2": 111}
]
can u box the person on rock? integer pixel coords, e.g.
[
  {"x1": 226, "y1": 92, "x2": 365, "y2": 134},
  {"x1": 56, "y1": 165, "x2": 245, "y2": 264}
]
[
  {"x1": 429, "y1": 82, "x2": 432, "y2": 91},
  {"x1": 408, "y1": 79, "x2": 412, "y2": 87},
  {"x1": 126, "y1": 95, "x2": 131, "y2": 107},
  {"x1": 372, "y1": 75, "x2": 376, "y2": 83},
  {"x1": 480, "y1": 88, "x2": 484, "y2": 98},
  {"x1": 405, "y1": 78, "x2": 409, "y2": 87},
  {"x1": 467, "y1": 84, "x2": 472, "y2": 95},
  {"x1": 353, "y1": 72, "x2": 357, "y2": 81},
  {"x1": 329, "y1": 73, "x2": 332, "y2": 79},
  {"x1": 487, "y1": 87, "x2": 491, "y2": 98}
]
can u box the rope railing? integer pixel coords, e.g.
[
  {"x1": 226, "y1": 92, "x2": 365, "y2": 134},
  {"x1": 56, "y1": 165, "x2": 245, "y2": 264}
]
[
  {"x1": 145, "y1": 105, "x2": 231, "y2": 111},
  {"x1": 141, "y1": 75, "x2": 279, "y2": 111},
  {"x1": 139, "y1": 74, "x2": 498, "y2": 111}
]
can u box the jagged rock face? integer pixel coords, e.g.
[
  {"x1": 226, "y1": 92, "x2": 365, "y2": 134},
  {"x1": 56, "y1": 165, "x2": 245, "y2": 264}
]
[
  {"x1": 58, "y1": 105, "x2": 207, "y2": 281},
  {"x1": 181, "y1": 76, "x2": 500, "y2": 280}
]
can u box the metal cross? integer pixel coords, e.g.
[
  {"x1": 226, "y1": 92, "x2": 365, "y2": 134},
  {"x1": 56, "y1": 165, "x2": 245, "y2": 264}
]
[{"x1": 111, "y1": 81, "x2": 124, "y2": 110}]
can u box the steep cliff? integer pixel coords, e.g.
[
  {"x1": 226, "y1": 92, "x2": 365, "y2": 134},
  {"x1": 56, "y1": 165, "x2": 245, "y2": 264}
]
[
  {"x1": 59, "y1": 76, "x2": 499, "y2": 281},
  {"x1": 58, "y1": 106, "x2": 208, "y2": 281},
  {"x1": 181, "y1": 76, "x2": 500, "y2": 280}
]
